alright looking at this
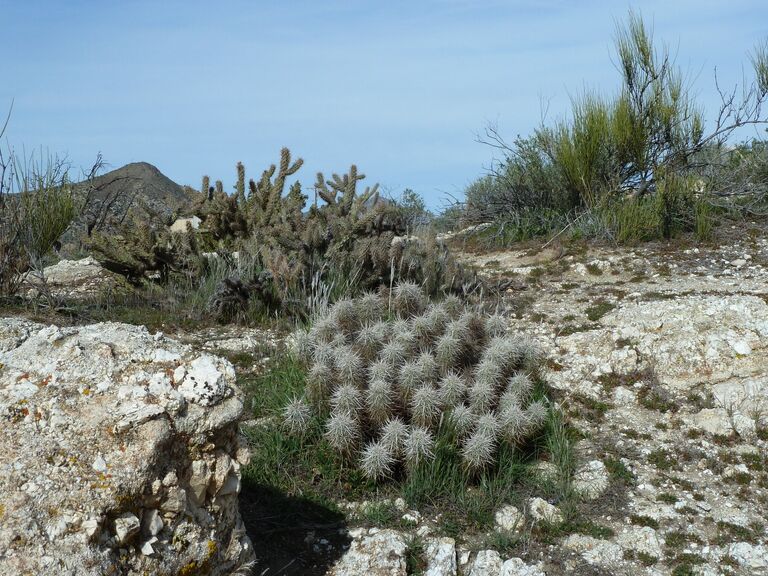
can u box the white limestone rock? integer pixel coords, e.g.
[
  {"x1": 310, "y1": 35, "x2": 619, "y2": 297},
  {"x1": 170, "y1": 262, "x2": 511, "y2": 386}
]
[
  {"x1": 500, "y1": 557, "x2": 546, "y2": 576},
  {"x1": 0, "y1": 320, "x2": 252, "y2": 576},
  {"x1": 616, "y1": 526, "x2": 663, "y2": 559},
  {"x1": 495, "y1": 504, "x2": 524, "y2": 532},
  {"x1": 424, "y1": 536, "x2": 456, "y2": 576},
  {"x1": 469, "y1": 550, "x2": 503, "y2": 575},
  {"x1": 527, "y1": 497, "x2": 563, "y2": 524},
  {"x1": 330, "y1": 528, "x2": 408, "y2": 576},
  {"x1": 573, "y1": 460, "x2": 610, "y2": 500},
  {"x1": 564, "y1": 534, "x2": 624, "y2": 568}
]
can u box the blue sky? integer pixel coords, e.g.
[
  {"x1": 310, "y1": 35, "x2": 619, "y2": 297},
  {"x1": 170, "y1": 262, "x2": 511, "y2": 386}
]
[{"x1": 1, "y1": 1, "x2": 767, "y2": 209}]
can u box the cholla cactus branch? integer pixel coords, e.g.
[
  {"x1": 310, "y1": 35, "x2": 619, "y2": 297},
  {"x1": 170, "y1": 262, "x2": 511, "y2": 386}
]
[
  {"x1": 410, "y1": 385, "x2": 441, "y2": 428},
  {"x1": 283, "y1": 397, "x2": 312, "y2": 436},
  {"x1": 325, "y1": 411, "x2": 360, "y2": 454},
  {"x1": 360, "y1": 441, "x2": 395, "y2": 480},
  {"x1": 404, "y1": 427, "x2": 435, "y2": 468}
]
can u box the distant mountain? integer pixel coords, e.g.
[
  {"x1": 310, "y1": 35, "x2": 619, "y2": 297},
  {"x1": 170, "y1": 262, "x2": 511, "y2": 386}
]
[{"x1": 73, "y1": 162, "x2": 200, "y2": 239}]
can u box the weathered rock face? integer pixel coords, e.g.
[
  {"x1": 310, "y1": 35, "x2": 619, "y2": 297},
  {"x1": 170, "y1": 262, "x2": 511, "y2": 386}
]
[
  {"x1": 22, "y1": 257, "x2": 129, "y2": 301},
  {"x1": 547, "y1": 294, "x2": 768, "y2": 396},
  {"x1": 0, "y1": 319, "x2": 254, "y2": 576}
]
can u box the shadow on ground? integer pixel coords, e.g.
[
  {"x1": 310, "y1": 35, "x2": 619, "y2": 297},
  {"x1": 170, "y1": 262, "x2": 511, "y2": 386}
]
[{"x1": 240, "y1": 479, "x2": 350, "y2": 575}]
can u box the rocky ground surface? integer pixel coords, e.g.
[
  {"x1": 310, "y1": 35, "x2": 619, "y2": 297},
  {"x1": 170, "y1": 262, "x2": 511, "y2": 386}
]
[
  {"x1": 307, "y1": 232, "x2": 768, "y2": 575},
  {"x1": 3, "y1": 229, "x2": 768, "y2": 575},
  {"x1": 0, "y1": 320, "x2": 254, "y2": 575}
]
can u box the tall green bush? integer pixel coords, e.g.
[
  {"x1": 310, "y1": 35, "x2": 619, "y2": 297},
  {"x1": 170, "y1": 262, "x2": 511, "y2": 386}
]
[
  {"x1": 0, "y1": 145, "x2": 78, "y2": 297},
  {"x1": 468, "y1": 10, "x2": 768, "y2": 243}
]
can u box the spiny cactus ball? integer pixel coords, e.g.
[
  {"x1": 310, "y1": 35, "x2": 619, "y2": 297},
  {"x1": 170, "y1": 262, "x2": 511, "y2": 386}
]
[{"x1": 285, "y1": 282, "x2": 547, "y2": 479}]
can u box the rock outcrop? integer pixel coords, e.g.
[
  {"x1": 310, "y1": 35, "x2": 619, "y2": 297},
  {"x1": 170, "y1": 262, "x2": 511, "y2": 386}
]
[
  {"x1": 0, "y1": 319, "x2": 253, "y2": 575},
  {"x1": 22, "y1": 257, "x2": 130, "y2": 301}
]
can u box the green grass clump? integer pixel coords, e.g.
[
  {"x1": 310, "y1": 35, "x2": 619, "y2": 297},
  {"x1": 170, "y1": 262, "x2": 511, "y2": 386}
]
[{"x1": 584, "y1": 300, "x2": 615, "y2": 321}]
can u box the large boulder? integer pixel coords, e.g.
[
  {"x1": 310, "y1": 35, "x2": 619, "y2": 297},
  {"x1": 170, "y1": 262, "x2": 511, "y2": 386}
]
[
  {"x1": 22, "y1": 256, "x2": 130, "y2": 301},
  {"x1": 548, "y1": 295, "x2": 768, "y2": 394},
  {"x1": 0, "y1": 319, "x2": 254, "y2": 575}
]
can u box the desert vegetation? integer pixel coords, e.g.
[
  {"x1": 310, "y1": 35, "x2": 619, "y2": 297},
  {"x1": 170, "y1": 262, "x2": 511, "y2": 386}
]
[
  {"x1": 285, "y1": 284, "x2": 547, "y2": 479},
  {"x1": 460, "y1": 12, "x2": 768, "y2": 245},
  {"x1": 2, "y1": 10, "x2": 768, "y2": 575}
]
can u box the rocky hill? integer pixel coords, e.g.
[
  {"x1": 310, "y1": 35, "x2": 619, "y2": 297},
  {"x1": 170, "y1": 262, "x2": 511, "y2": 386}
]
[{"x1": 76, "y1": 162, "x2": 198, "y2": 237}]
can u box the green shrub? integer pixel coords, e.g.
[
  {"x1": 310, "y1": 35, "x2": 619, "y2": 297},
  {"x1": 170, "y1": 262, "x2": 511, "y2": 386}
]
[
  {"x1": 464, "y1": 11, "x2": 768, "y2": 244},
  {"x1": 0, "y1": 144, "x2": 78, "y2": 298},
  {"x1": 284, "y1": 282, "x2": 548, "y2": 481}
]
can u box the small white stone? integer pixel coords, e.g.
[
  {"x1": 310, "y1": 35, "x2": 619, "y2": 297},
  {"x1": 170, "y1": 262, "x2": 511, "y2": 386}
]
[
  {"x1": 732, "y1": 340, "x2": 752, "y2": 355},
  {"x1": 424, "y1": 537, "x2": 456, "y2": 576},
  {"x1": 140, "y1": 536, "x2": 158, "y2": 556},
  {"x1": 401, "y1": 510, "x2": 421, "y2": 524},
  {"x1": 494, "y1": 505, "x2": 523, "y2": 532},
  {"x1": 161, "y1": 487, "x2": 187, "y2": 514},
  {"x1": 80, "y1": 517, "x2": 100, "y2": 540},
  {"x1": 114, "y1": 513, "x2": 140, "y2": 545},
  {"x1": 216, "y1": 472, "x2": 241, "y2": 497},
  {"x1": 527, "y1": 497, "x2": 563, "y2": 524},
  {"x1": 142, "y1": 509, "x2": 164, "y2": 536},
  {"x1": 469, "y1": 550, "x2": 503, "y2": 575},
  {"x1": 188, "y1": 459, "x2": 211, "y2": 505},
  {"x1": 162, "y1": 471, "x2": 178, "y2": 487},
  {"x1": 91, "y1": 454, "x2": 107, "y2": 473}
]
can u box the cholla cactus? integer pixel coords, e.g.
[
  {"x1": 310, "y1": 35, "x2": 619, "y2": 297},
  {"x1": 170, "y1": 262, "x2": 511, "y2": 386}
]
[
  {"x1": 380, "y1": 417, "x2": 409, "y2": 456},
  {"x1": 485, "y1": 313, "x2": 508, "y2": 338},
  {"x1": 311, "y1": 316, "x2": 339, "y2": 345},
  {"x1": 331, "y1": 384, "x2": 364, "y2": 414},
  {"x1": 449, "y1": 404, "x2": 476, "y2": 438},
  {"x1": 507, "y1": 373, "x2": 534, "y2": 404},
  {"x1": 438, "y1": 372, "x2": 466, "y2": 407},
  {"x1": 523, "y1": 399, "x2": 549, "y2": 433},
  {"x1": 398, "y1": 360, "x2": 422, "y2": 398},
  {"x1": 410, "y1": 385, "x2": 441, "y2": 428},
  {"x1": 380, "y1": 339, "x2": 407, "y2": 367},
  {"x1": 334, "y1": 346, "x2": 364, "y2": 386},
  {"x1": 475, "y1": 412, "x2": 501, "y2": 439},
  {"x1": 442, "y1": 294, "x2": 463, "y2": 318},
  {"x1": 415, "y1": 352, "x2": 438, "y2": 383},
  {"x1": 368, "y1": 359, "x2": 392, "y2": 383},
  {"x1": 360, "y1": 441, "x2": 395, "y2": 480},
  {"x1": 468, "y1": 379, "x2": 495, "y2": 414},
  {"x1": 358, "y1": 291, "x2": 384, "y2": 324},
  {"x1": 392, "y1": 281, "x2": 426, "y2": 318},
  {"x1": 283, "y1": 397, "x2": 312, "y2": 435},
  {"x1": 325, "y1": 411, "x2": 360, "y2": 454},
  {"x1": 366, "y1": 379, "x2": 395, "y2": 425},
  {"x1": 307, "y1": 363, "x2": 334, "y2": 410},
  {"x1": 404, "y1": 427, "x2": 435, "y2": 468},
  {"x1": 283, "y1": 282, "x2": 549, "y2": 481},
  {"x1": 293, "y1": 329, "x2": 315, "y2": 363},
  {"x1": 330, "y1": 299, "x2": 359, "y2": 333},
  {"x1": 499, "y1": 403, "x2": 527, "y2": 443},
  {"x1": 435, "y1": 334, "x2": 463, "y2": 374},
  {"x1": 357, "y1": 323, "x2": 385, "y2": 361},
  {"x1": 312, "y1": 343, "x2": 335, "y2": 369},
  {"x1": 462, "y1": 428, "x2": 496, "y2": 471}
]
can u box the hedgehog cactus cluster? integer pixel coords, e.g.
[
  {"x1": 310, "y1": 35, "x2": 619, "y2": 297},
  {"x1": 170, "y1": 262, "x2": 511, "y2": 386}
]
[{"x1": 285, "y1": 282, "x2": 548, "y2": 481}]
